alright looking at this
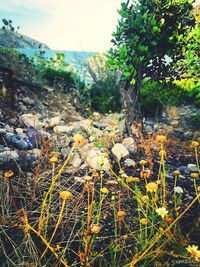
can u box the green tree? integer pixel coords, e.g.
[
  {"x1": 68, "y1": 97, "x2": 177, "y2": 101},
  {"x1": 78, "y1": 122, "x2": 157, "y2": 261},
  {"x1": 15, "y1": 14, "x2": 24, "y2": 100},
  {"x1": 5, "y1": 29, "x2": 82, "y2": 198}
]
[{"x1": 107, "y1": 0, "x2": 196, "y2": 135}]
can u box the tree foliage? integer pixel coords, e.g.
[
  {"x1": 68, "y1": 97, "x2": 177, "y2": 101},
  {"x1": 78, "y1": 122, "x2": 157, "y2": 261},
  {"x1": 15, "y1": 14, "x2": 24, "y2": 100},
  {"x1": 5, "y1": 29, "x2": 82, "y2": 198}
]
[{"x1": 107, "y1": 0, "x2": 195, "y2": 84}]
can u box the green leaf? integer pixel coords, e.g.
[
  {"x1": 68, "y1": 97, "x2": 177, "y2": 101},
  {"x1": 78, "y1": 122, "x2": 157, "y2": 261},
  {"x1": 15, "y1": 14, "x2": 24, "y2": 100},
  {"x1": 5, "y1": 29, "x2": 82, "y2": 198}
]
[{"x1": 130, "y1": 78, "x2": 136, "y2": 85}]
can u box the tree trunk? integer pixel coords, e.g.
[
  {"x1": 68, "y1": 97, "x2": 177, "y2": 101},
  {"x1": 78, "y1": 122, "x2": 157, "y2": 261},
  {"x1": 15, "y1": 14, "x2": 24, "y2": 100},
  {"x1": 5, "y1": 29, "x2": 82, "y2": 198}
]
[{"x1": 121, "y1": 80, "x2": 143, "y2": 137}]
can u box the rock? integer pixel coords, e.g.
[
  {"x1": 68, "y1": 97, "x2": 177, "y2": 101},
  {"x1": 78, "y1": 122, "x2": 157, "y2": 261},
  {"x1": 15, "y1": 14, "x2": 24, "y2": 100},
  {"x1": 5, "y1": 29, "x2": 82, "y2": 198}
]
[
  {"x1": 0, "y1": 128, "x2": 6, "y2": 135},
  {"x1": 61, "y1": 147, "x2": 71, "y2": 158},
  {"x1": 187, "y1": 164, "x2": 198, "y2": 172},
  {"x1": 144, "y1": 125, "x2": 153, "y2": 132},
  {"x1": 86, "y1": 149, "x2": 110, "y2": 171},
  {"x1": 178, "y1": 166, "x2": 190, "y2": 175},
  {"x1": 169, "y1": 128, "x2": 185, "y2": 140},
  {"x1": 124, "y1": 158, "x2": 136, "y2": 168},
  {"x1": 49, "y1": 116, "x2": 61, "y2": 127},
  {"x1": 0, "y1": 149, "x2": 19, "y2": 165},
  {"x1": 21, "y1": 114, "x2": 43, "y2": 129},
  {"x1": 112, "y1": 143, "x2": 129, "y2": 160},
  {"x1": 15, "y1": 128, "x2": 24, "y2": 134},
  {"x1": 122, "y1": 137, "x2": 137, "y2": 154},
  {"x1": 94, "y1": 122, "x2": 109, "y2": 129},
  {"x1": 22, "y1": 97, "x2": 34, "y2": 105},
  {"x1": 74, "y1": 177, "x2": 85, "y2": 183},
  {"x1": 70, "y1": 153, "x2": 82, "y2": 168},
  {"x1": 53, "y1": 125, "x2": 74, "y2": 134},
  {"x1": 184, "y1": 131, "x2": 194, "y2": 140},
  {"x1": 31, "y1": 148, "x2": 41, "y2": 158}
]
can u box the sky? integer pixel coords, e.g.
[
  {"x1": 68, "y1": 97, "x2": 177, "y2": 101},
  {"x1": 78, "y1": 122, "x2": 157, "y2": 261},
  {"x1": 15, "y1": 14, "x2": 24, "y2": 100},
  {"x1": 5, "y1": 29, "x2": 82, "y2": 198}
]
[{"x1": 0, "y1": 0, "x2": 123, "y2": 52}]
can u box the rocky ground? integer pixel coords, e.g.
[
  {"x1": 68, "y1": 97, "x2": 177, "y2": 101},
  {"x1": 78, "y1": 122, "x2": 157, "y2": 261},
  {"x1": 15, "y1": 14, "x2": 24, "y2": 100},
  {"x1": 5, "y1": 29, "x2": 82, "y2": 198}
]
[
  {"x1": 0, "y1": 81, "x2": 199, "y2": 174},
  {"x1": 0, "y1": 83, "x2": 200, "y2": 266}
]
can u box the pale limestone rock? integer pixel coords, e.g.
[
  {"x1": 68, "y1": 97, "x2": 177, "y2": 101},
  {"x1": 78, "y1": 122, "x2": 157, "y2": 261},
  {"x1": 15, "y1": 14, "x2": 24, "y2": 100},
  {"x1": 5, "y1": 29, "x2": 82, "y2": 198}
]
[
  {"x1": 122, "y1": 137, "x2": 137, "y2": 154},
  {"x1": 49, "y1": 116, "x2": 61, "y2": 127},
  {"x1": 112, "y1": 143, "x2": 129, "y2": 160},
  {"x1": 21, "y1": 113, "x2": 43, "y2": 129}
]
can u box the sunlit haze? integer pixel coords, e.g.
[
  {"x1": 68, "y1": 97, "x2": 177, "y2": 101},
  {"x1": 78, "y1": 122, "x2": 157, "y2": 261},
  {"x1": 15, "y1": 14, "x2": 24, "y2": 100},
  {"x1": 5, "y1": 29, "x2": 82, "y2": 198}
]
[{"x1": 0, "y1": 0, "x2": 123, "y2": 52}]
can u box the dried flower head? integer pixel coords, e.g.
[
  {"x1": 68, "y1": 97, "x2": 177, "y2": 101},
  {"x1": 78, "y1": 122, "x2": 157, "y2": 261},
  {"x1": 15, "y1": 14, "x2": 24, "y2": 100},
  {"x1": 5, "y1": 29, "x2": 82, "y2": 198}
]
[
  {"x1": 59, "y1": 191, "x2": 72, "y2": 201},
  {"x1": 156, "y1": 207, "x2": 168, "y2": 219},
  {"x1": 117, "y1": 210, "x2": 126, "y2": 218},
  {"x1": 159, "y1": 150, "x2": 166, "y2": 158},
  {"x1": 100, "y1": 187, "x2": 109, "y2": 194},
  {"x1": 164, "y1": 216, "x2": 174, "y2": 224},
  {"x1": 140, "y1": 218, "x2": 148, "y2": 225},
  {"x1": 146, "y1": 182, "x2": 158, "y2": 193},
  {"x1": 156, "y1": 135, "x2": 167, "y2": 144},
  {"x1": 126, "y1": 177, "x2": 140, "y2": 183},
  {"x1": 111, "y1": 195, "x2": 116, "y2": 201},
  {"x1": 141, "y1": 195, "x2": 149, "y2": 203},
  {"x1": 73, "y1": 134, "x2": 85, "y2": 145},
  {"x1": 190, "y1": 173, "x2": 199, "y2": 179},
  {"x1": 173, "y1": 170, "x2": 181, "y2": 177},
  {"x1": 109, "y1": 132, "x2": 116, "y2": 139},
  {"x1": 191, "y1": 141, "x2": 199, "y2": 148},
  {"x1": 90, "y1": 224, "x2": 101, "y2": 234},
  {"x1": 140, "y1": 170, "x2": 151, "y2": 179},
  {"x1": 84, "y1": 175, "x2": 93, "y2": 181},
  {"x1": 4, "y1": 170, "x2": 14, "y2": 178},
  {"x1": 49, "y1": 156, "x2": 59, "y2": 164},
  {"x1": 139, "y1": 160, "x2": 147, "y2": 166}
]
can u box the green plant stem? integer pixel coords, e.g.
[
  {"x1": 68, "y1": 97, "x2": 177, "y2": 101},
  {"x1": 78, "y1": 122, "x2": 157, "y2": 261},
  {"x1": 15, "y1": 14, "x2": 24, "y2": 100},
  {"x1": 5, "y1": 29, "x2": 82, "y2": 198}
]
[
  {"x1": 41, "y1": 199, "x2": 66, "y2": 259},
  {"x1": 128, "y1": 193, "x2": 200, "y2": 267}
]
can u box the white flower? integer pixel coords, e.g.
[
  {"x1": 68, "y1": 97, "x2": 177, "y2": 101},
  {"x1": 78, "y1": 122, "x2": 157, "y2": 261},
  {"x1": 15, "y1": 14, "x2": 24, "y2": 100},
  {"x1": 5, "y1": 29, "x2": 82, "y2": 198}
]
[
  {"x1": 174, "y1": 186, "x2": 184, "y2": 194},
  {"x1": 156, "y1": 207, "x2": 168, "y2": 219}
]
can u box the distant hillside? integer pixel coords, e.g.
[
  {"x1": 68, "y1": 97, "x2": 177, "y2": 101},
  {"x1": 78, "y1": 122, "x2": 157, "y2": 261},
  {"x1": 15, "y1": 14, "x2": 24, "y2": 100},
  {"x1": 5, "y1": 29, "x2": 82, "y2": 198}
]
[{"x1": 0, "y1": 29, "x2": 49, "y2": 49}]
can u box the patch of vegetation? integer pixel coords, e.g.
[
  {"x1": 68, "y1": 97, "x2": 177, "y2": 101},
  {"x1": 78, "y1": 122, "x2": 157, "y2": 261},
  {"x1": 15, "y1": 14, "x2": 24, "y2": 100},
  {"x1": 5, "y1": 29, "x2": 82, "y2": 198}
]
[{"x1": 0, "y1": 132, "x2": 199, "y2": 266}]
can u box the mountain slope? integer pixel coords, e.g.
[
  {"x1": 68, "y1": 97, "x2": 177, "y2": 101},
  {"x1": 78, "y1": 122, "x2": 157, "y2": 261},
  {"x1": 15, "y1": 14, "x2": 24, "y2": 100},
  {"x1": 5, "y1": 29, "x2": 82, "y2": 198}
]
[{"x1": 0, "y1": 29, "x2": 49, "y2": 49}]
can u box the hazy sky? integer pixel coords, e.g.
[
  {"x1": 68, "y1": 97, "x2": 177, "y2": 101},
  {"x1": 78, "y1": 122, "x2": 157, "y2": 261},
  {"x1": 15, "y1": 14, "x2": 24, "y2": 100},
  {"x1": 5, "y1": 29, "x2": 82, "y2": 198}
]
[
  {"x1": 1, "y1": 0, "x2": 199, "y2": 52},
  {"x1": 0, "y1": 0, "x2": 122, "y2": 52}
]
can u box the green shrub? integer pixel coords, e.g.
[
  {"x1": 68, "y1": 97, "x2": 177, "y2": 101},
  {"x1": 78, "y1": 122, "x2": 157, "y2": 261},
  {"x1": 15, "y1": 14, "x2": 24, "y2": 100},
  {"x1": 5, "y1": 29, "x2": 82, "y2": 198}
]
[
  {"x1": 88, "y1": 53, "x2": 121, "y2": 113},
  {"x1": 140, "y1": 79, "x2": 200, "y2": 117}
]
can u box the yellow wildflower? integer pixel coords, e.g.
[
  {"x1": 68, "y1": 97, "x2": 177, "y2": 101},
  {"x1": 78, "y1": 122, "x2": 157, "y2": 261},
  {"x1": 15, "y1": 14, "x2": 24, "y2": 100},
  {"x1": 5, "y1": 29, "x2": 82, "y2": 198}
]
[
  {"x1": 73, "y1": 134, "x2": 85, "y2": 144},
  {"x1": 59, "y1": 191, "x2": 73, "y2": 201},
  {"x1": 146, "y1": 182, "x2": 158, "y2": 193},
  {"x1": 140, "y1": 170, "x2": 151, "y2": 179},
  {"x1": 139, "y1": 160, "x2": 147, "y2": 166},
  {"x1": 117, "y1": 210, "x2": 126, "y2": 218},
  {"x1": 156, "y1": 135, "x2": 167, "y2": 143},
  {"x1": 141, "y1": 195, "x2": 149, "y2": 203},
  {"x1": 140, "y1": 218, "x2": 148, "y2": 225},
  {"x1": 126, "y1": 177, "x2": 140, "y2": 183},
  {"x1": 173, "y1": 170, "x2": 181, "y2": 177},
  {"x1": 159, "y1": 150, "x2": 166, "y2": 158},
  {"x1": 186, "y1": 245, "x2": 200, "y2": 260},
  {"x1": 190, "y1": 173, "x2": 199, "y2": 179},
  {"x1": 49, "y1": 156, "x2": 58, "y2": 164},
  {"x1": 191, "y1": 141, "x2": 199, "y2": 148},
  {"x1": 90, "y1": 224, "x2": 101, "y2": 234},
  {"x1": 100, "y1": 187, "x2": 109, "y2": 194}
]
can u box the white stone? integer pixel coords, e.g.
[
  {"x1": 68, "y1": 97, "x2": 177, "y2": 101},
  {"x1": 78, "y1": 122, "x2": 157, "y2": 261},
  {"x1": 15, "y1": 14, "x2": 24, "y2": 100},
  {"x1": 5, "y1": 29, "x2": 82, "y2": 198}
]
[
  {"x1": 86, "y1": 149, "x2": 110, "y2": 171},
  {"x1": 21, "y1": 113, "x2": 43, "y2": 129},
  {"x1": 15, "y1": 128, "x2": 24, "y2": 134},
  {"x1": 112, "y1": 143, "x2": 129, "y2": 160},
  {"x1": 53, "y1": 125, "x2": 74, "y2": 134},
  {"x1": 124, "y1": 158, "x2": 136, "y2": 168},
  {"x1": 122, "y1": 137, "x2": 137, "y2": 154},
  {"x1": 187, "y1": 164, "x2": 198, "y2": 172},
  {"x1": 49, "y1": 116, "x2": 61, "y2": 127}
]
